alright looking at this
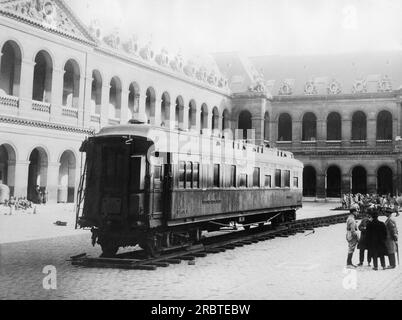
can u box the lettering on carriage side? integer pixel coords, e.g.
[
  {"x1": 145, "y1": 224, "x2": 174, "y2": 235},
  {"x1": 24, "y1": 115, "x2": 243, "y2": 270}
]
[
  {"x1": 42, "y1": 265, "x2": 57, "y2": 290},
  {"x1": 202, "y1": 194, "x2": 222, "y2": 205},
  {"x1": 151, "y1": 304, "x2": 186, "y2": 318}
]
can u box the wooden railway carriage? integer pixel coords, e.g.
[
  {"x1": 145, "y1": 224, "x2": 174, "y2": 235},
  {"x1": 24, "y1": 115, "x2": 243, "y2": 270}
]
[{"x1": 77, "y1": 122, "x2": 304, "y2": 257}]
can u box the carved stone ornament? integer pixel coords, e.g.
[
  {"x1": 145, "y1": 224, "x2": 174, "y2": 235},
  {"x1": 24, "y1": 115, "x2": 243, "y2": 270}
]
[
  {"x1": 207, "y1": 71, "x2": 218, "y2": 86},
  {"x1": 352, "y1": 79, "x2": 367, "y2": 94},
  {"x1": 103, "y1": 29, "x2": 120, "y2": 49},
  {"x1": 169, "y1": 53, "x2": 184, "y2": 72},
  {"x1": 139, "y1": 42, "x2": 154, "y2": 61},
  {"x1": 249, "y1": 80, "x2": 266, "y2": 93},
  {"x1": 278, "y1": 81, "x2": 293, "y2": 96},
  {"x1": 218, "y1": 77, "x2": 228, "y2": 88},
  {"x1": 304, "y1": 81, "x2": 317, "y2": 95},
  {"x1": 184, "y1": 61, "x2": 196, "y2": 78},
  {"x1": 196, "y1": 67, "x2": 208, "y2": 82},
  {"x1": 327, "y1": 79, "x2": 342, "y2": 95},
  {"x1": 378, "y1": 75, "x2": 393, "y2": 92},
  {"x1": 3, "y1": 0, "x2": 85, "y2": 37},
  {"x1": 122, "y1": 35, "x2": 139, "y2": 55},
  {"x1": 89, "y1": 19, "x2": 102, "y2": 39},
  {"x1": 155, "y1": 48, "x2": 170, "y2": 67}
]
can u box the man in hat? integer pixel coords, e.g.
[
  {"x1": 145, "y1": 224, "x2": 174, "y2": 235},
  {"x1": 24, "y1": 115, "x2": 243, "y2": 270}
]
[
  {"x1": 346, "y1": 208, "x2": 359, "y2": 268},
  {"x1": 357, "y1": 211, "x2": 372, "y2": 267},
  {"x1": 366, "y1": 209, "x2": 387, "y2": 270},
  {"x1": 384, "y1": 208, "x2": 398, "y2": 269}
]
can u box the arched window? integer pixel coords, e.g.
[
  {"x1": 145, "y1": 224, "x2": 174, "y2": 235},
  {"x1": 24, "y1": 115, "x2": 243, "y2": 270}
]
[
  {"x1": 377, "y1": 111, "x2": 393, "y2": 141},
  {"x1": 327, "y1": 112, "x2": 342, "y2": 141},
  {"x1": 352, "y1": 166, "x2": 367, "y2": 194},
  {"x1": 91, "y1": 70, "x2": 102, "y2": 115},
  {"x1": 188, "y1": 100, "x2": 197, "y2": 130},
  {"x1": 0, "y1": 144, "x2": 16, "y2": 195},
  {"x1": 145, "y1": 87, "x2": 156, "y2": 124},
  {"x1": 278, "y1": 113, "x2": 292, "y2": 141},
  {"x1": 212, "y1": 107, "x2": 219, "y2": 131},
  {"x1": 352, "y1": 111, "x2": 367, "y2": 141},
  {"x1": 303, "y1": 166, "x2": 316, "y2": 197},
  {"x1": 238, "y1": 110, "x2": 252, "y2": 140},
  {"x1": 109, "y1": 77, "x2": 122, "y2": 119},
  {"x1": 222, "y1": 109, "x2": 230, "y2": 133},
  {"x1": 0, "y1": 40, "x2": 22, "y2": 96},
  {"x1": 201, "y1": 104, "x2": 209, "y2": 132},
  {"x1": 327, "y1": 166, "x2": 341, "y2": 198},
  {"x1": 377, "y1": 166, "x2": 393, "y2": 196},
  {"x1": 58, "y1": 151, "x2": 76, "y2": 203},
  {"x1": 175, "y1": 96, "x2": 184, "y2": 129},
  {"x1": 128, "y1": 82, "x2": 140, "y2": 120},
  {"x1": 302, "y1": 112, "x2": 317, "y2": 141},
  {"x1": 264, "y1": 112, "x2": 270, "y2": 141},
  {"x1": 161, "y1": 92, "x2": 170, "y2": 127},
  {"x1": 32, "y1": 50, "x2": 52, "y2": 102},
  {"x1": 62, "y1": 59, "x2": 80, "y2": 108},
  {"x1": 27, "y1": 147, "x2": 48, "y2": 203}
]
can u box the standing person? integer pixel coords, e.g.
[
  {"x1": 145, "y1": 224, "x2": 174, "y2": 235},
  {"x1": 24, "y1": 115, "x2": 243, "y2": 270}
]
[
  {"x1": 357, "y1": 212, "x2": 372, "y2": 267},
  {"x1": 384, "y1": 208, "x2": 398, "y2": 269},
  {"x1": 366, "y1": 210, "x2": 387, "y2": 271},
  {"x1": 346, "y1": 208, "x2": 359, "y2": 268}
]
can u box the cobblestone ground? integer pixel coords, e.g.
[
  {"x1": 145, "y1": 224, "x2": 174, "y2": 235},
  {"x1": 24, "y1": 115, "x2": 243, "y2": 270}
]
[{"x1": 0, "y1": 203, "x2": 401, "y2": 300}]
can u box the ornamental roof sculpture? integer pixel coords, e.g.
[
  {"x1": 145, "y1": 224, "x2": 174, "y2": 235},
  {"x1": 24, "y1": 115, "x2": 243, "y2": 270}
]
[
  {"x1": 352, "y1": 79, "x2": 368, "y2": 94},
  {"x1": 327, "y1": 79, "x2": 342, "y2": 95},
  {"x1": 278, "y1": 80, "x2": 294, "y2": 96},
  {"x1": 378, "y1": 75, "x2": 393, "y2": 92},
  {"x1": 304, "y1": 80, "x2": 317, "y2": 95},
  {"x1": 155, "y1": 48, "x2": 170, "y2": 67}
]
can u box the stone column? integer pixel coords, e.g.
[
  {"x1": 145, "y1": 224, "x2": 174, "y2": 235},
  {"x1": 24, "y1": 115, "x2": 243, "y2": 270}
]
[
  {"x1": 137, "y1": 94, "x2": 147, "y2": 123},
  {"x1": 316, "y1": 173, "x2": 327, "y2": 200},
  {"x1": 317, "y1": 118, "x2": 326, "y2": 147},
  {"x1": 367, "y1": 173, "x2": 377, "y2": 194},
  {"x1": 82, "y1": 71, "x2": 93, "y2": 128},
  {"x1": 341, "y1": 173, "x2": 351, "y2": 195},
  {"x1": 18, "y1": 59, "x2": 35, "y2": 116},
  {"x1": 367, "y1": 116, "x2": 376, "y2": 147},
  {"x1": 342, "y1": 119, "x2": 352, "y2": 148},
  {"x1": 293, "y1": 120, "x2": 302, "y2": 148},
  {"x1": 251, "y1": 116, "x2": 264, "y2": 145},
  {"x1": 7, "y1": 160, "x2": 16, "y2": 196},
  {"x1": 100, "y1": 84, "x2": 110, "y2": 128},
  {"x1": 13, "y1": 161, "x2": 30, "y2": 198},
  {"x1": 50, "y1": 67, "x2": 65, "y2": 122},
  {"x1": 155, "y1": 98, "x2": 162, "y2": 127},
  {"x1": 182, "y1": 105, "x2": 189, "y2": 131},
  {"x1": 120, "y1": 89, "x2": 129, "y2": 125},
  {"x1": 269, "y1": 119, "x2": 277, "y2": 147},
  {"x1": 47, "y1": 162, "x2": 60, "y2": 204}
]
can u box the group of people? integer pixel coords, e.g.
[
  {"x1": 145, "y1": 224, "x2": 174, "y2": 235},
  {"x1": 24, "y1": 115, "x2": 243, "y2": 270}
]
[
  {"x1": 346, "y1": 206, "x2": 399, "y2": 270},
  {"x1": 2, "y1": 196, "x2": 34, "y2": 215},
  {"x1": 342, "y1": 193, "x2": 401, "y2": 217}
]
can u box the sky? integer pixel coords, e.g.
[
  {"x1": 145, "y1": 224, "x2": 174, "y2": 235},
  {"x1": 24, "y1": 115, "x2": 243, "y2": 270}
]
[{"x1": 68, "y1": 0, "x2": 402, "y2": 58}]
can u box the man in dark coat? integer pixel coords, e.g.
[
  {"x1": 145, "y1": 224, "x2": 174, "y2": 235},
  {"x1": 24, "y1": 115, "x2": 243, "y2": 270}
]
[
  {"x1": 366, "y1": 210, "x2": 387, "y2": 270},
  {"x1": 384, "y1": 208, "x2": 398, "y2": 269},
  {"x1": 357, "y1": 213, "x2": 372, "y2": 266}
]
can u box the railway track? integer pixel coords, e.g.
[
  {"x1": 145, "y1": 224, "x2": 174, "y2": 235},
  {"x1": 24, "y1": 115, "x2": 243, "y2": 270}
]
[{"x1": 70, "y1": 212, "x2": 349, "y2": 271}]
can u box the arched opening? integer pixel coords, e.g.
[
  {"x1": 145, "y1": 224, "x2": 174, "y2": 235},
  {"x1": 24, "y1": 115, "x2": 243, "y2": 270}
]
[
  {"x1": 326, "y1": 166, "x2": 341, "y2": 198},
  {"x1": 238, "y1": 110, "x2": 252, "y2": 140},
  {"x1": 0, "y1": 144, "x2": 16, "y2": 196},
  {"x1": 188, "y1": 100, "x2": 197, "y2": 130},
  {"x1": 175, "y1": 96, "x2": 184, "y2": 129},
  {"x1": 161, "y1": 92, "x2": 171, "y2": 127},
  {"x1": 27, "y1": 148, "x2": 48, "y2": 204},
  {"x1": 201, "y1": 104, "x2": 209, "y2": 132},
  {"x1": 377, "y1": 110, "x2": 393, "y2": 141},
  {"x1": 302, "y1": 112, "x2": 317, "y2": 141},
  {"x1": 352, "y1": 166, "x2": 367, "y2": 194},
  {"x1": 377, "y1": 166, "x2": 393, "y2": 196},
  {"x1": 32, "y1": 50, "x2": 52, "y2": 102},
  {"x1": 303, "y1": 166, "x2": 316, "y2": 197},
  {"x1": 327, "y1": 112, "x2": 342, "y2": 141},
  {"x1": 145, "y1": 87, "x2": 156, "y2": 124},
  {"x1": 352, "y1": 111, "x2": 367, "y2": 141},
  {"x1": 109, "y1": 77, "x2": 122, "y2": 119},
  {"x1": 0, "y1": 40, "x2": 22, "y2": 96},
  {"x1": 264, "y1": 112, "x2": 270, "y2": 141},
  {"x1": 212, "y1": 107, "x2": 220, "y2": 132},
  {"x1": 62, "y1": 59, "x2": 80, "y2": 108},
  {"x1": 58, "y1": 151, "x2": 76, "y2": 203},
  {"x1": 90, "y1": 70, "x2": 102, "y2": 115},
  {"x1": 278, "y1": 113, "x2": 292, "y2": 141},
  {"x1": 128, "y1": 82, "x2": 140, "y2": 120}
]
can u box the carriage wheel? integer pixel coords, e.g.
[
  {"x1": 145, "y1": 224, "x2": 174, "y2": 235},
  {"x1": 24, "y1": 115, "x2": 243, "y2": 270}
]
[{"x1": 100, "y1": 244, "x2": 119, "y2": 258}]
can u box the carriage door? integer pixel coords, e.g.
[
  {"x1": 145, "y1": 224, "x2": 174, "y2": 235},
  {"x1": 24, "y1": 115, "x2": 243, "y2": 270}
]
[{"x1": 151, "y1": 158, "x2": 164, "y2": 219}]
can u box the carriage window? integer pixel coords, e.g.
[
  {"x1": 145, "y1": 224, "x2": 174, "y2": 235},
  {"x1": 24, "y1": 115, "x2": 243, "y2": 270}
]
[
  {"x1": 193, "y1": 163, "x2": 200, "y2": 188},
  {"x1": 294, "y1": 177, "x2": 299, "y2": 188},
  {"x1": 179, "y1": 161, "x2": 185, "y2": 188},
  {"x1": 153, "y1": 165, "x2": 162, "y2": 189},
  {"x1": 230, "y1": 165, "x2": 236, "y2": 188},
  {"x1": 213, "y1": 164, "x2": 220, "y2": 188},
  {"x1": 239, "y1": 174, "x2": 248, "y2": 188},
  {"x1": 253, "y1": 167, "x2": 260, "y2": 187},
  {"x1": 275, "y1": 169, "x2": 281, "y2": 187},
  {"x1": 186, "y1": 162, "x2": 193, "y2": 189},
  {"x1": 129, "y1": 156, "x2": 144, "y2": 192},
  {"x1": 284, "y1": 170, "x2": 291, "y2": 188},
  {"x1": 265, "y1": 175, "x2": 272, "y2": 188}
]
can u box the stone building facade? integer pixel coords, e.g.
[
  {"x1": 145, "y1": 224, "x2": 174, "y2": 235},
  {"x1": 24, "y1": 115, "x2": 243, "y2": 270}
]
[{"x1": 1, "y1": 0, "x2": 402, "y2": 203}]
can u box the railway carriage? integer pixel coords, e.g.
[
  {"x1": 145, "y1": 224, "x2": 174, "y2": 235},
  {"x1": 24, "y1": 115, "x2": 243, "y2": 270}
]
[{"x1": 77, "y1": 122, "x2": 304, "y2": 257}]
